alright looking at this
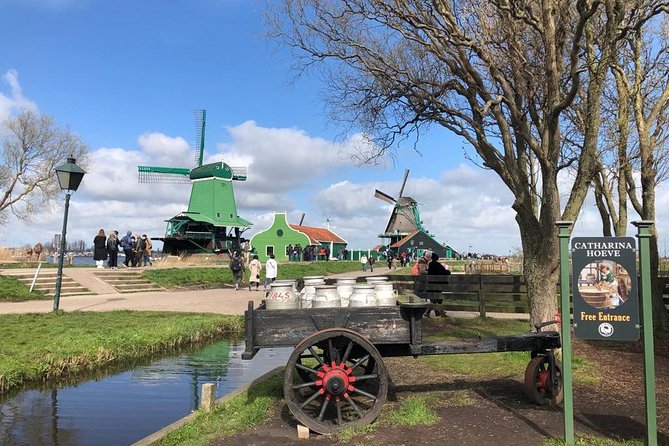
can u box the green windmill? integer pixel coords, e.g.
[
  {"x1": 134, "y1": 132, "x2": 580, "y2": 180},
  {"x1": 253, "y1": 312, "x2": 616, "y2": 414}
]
[{"x1": 138, "y1": 110, "x2": 252, "y2": 255}]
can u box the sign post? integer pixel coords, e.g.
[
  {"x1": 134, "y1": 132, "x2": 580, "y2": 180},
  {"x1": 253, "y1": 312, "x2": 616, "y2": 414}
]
[
  {"x1": 633, "y1": 221, "x2": 657, "y2": 446},
  {"x1": 556, "y1": 221, "x2": 574, "y2": 446}
]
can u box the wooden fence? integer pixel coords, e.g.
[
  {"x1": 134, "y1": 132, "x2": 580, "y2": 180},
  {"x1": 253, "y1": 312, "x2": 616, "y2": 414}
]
[{"x1": 385, "y1": 274, "x2": 669, "y2": 317}]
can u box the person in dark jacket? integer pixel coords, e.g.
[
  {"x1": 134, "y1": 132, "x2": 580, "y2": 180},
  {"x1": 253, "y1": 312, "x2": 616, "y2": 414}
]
[
  {"x1": 93, "y1": 229, "x2": 108, "y2": 269},
  {"x1": 427, "y1": 252, "x2": 450, "y2": 275}
]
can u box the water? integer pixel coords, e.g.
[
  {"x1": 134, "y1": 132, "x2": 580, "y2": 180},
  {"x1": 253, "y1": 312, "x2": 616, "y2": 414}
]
[{"x1": 0, "y1": 340, "x2": 291, "y2": 446}]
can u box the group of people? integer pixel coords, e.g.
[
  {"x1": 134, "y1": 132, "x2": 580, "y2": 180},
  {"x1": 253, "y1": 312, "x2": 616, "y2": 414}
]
[
  {"x1": 411, "y1": 251, "x2": 451, "y2": 276},
  {"x1": 228, "y1": 251, "x2": 278, "y2": 291},
  {"x1": 92, "y1": 229, "x2": 153, "y2": 269}
]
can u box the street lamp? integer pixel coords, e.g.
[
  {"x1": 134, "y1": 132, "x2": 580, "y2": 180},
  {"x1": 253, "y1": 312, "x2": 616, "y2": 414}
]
[{"x1": 53, "y1": 157, "x2": 85, "y2": 311}]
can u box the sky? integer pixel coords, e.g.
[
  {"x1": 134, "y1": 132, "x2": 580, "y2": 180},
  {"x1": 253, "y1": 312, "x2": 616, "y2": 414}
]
[{"x1": 0, "y1": 0, "x2": 667, "y2": 256}]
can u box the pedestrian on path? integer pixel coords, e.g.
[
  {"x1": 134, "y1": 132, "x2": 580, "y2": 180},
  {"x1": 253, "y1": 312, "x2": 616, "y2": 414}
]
[
  {"x1": 248, "y1": 255, "x2": 261, "y2": 291},
  {"x1": 121, "y1": 231, "x2": 134, "y2": 267},
  {"x1": 368, "y1": 255, "x2": 375, "y2": 272},
  {"x1": 93, "y1": 229, "x2": 107, "y2": 269},
  {"x1": 360, "y1": 254, "x2": 368, "y2": 272},
  {"x1": 229, "y1": 252, "x2": 245, "y2": 290},
  {"x1": 264, "y1": 254, "x2": 277, "y2": 290},
  {"x1": 106, "y1": 230, "x2": 120, "y2": 269}
]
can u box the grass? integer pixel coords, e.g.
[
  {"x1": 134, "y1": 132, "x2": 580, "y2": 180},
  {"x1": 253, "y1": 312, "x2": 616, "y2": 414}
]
[
  {"x1": 0, "y1": 275, "x2": 48, "y2": 301},
  {"x1": 142, "y1": 261, "x2": 365, "y2": 290},
  {"x1": 545, "y1": 435, "x2": 645, "y2": 446},
  {"x1": 420, "y1": 317, "x2": 600, "y2": 385},
  {"x1": 383, "y1": 394, "x2": 440, "y2": 426},
  {"x1": 0, "y1": 311, "x2": 243, "y2": 394},
  {"x1": 153, "y1": 371, "x2": 284, "y2": 446}
]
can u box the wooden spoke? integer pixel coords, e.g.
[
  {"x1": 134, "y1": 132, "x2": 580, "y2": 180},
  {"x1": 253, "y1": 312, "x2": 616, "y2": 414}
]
[
  {"x1": 344, "y1": 395, "x2": 363, "y2": 418},
  {"x1": 292, "y1": 381, "x2": 317, "y2": 390},
  {"x1": 351, "y1": 387, "x2": 377, "y2": 400},
  {"x1": 317, "y1": 397, "x2": 330, "y2": 422},
  {"x1": 349, "y1": 354, "x2": 370, "y2": 371},
  {"x1": 300, "y1": 389, "x2": 322, "y2": 409}
]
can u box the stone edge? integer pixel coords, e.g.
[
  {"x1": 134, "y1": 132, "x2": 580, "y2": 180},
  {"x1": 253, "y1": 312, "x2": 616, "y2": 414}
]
[{"x1": 131, "y1": 365, "x2": 285, "y2": 446}]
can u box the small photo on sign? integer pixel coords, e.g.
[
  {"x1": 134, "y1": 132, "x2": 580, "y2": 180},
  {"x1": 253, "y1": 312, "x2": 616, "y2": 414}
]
[{"x1": 576, "y1": 261, "x2": 632, "y2": 309}]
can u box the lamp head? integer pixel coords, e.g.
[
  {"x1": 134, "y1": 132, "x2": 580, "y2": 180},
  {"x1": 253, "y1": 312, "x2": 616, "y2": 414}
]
[{"x1": 55, "y1": 157, "x2": 86, "y2": 192}]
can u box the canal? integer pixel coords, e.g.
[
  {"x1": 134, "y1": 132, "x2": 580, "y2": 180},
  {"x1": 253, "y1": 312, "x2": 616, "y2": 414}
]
[{"x1": 0, "y1": 340, "x2": 290, "y2": 446}]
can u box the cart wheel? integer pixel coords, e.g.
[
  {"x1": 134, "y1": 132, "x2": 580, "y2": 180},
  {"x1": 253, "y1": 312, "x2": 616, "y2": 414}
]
[
  {"x1": 524, "y1": 355, "x2": 563, "y2": 406},
  {"x1": 284, "y1": 328, "x2": 388, "y2": 435}
]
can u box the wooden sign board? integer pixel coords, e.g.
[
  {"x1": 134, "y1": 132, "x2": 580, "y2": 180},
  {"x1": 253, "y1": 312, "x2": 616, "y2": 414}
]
[{"x1": 571, "y1": 237, "x2": 639, "y2": 341}]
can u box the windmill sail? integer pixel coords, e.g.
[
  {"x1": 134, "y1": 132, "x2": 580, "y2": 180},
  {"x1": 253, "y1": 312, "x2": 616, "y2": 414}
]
[
  {"x1": 374, "y1": 189, "x2": 396, "y2": 204},
  {"x1": 138, "y1": 166, "x2": 191, "y2": 184},
  {"x1": 194, "y1": 109, "x2": 206, "y2": 167}
]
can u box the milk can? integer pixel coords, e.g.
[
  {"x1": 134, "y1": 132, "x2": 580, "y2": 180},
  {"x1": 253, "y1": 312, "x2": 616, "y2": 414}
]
[
  {"x1": 374, "y1": 282, "x2": 398, "y2": 306},
  {"x1": 300, "y1": 276, "x2": 325, "y2": 309},
  {"x1": 335, "y1": 277, "x2": 356, "y2": 307},
  {"x1": 266, "y1": 281, "x2": 299, "y2": 310},
  {"x1": 312, "y1": 285, "x2": 341, "y2": 308},
  {"x1": 349, "y1": 284, "x2": 377, "y2": 307}
]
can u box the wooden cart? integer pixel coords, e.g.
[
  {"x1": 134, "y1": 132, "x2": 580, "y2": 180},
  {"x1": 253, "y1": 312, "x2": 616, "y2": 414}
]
[{"x1": 243, "y1": 301, "x2": 563, "y2": 434}]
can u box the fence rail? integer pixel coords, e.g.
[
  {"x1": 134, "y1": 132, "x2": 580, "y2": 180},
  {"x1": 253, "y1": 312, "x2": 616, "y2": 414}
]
[{"x1": 386, "y1": 274, "x2": 669, "y2": 317}]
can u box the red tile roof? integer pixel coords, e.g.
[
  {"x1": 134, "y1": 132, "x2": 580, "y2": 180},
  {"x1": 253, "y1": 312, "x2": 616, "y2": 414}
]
[
  {"x1": 390, "y1": 230, "x2": 420, "y2": 248},
  {"x1": 289, "y1": 225, "x2": 347, "y2": 244}
]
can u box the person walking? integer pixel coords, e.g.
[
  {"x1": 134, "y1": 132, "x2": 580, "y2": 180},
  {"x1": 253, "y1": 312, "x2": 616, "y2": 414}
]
[
  {"x1": 229, "y1": 252, "x2": 245, "y2": 290},
  {"x1": 120, "y1": 230, "x2": 133, "y2": 267},
  {"x1": 140, "y1": 234, "x2": 153, "y2": 266},
  {"x1": 248, "y1": 254, "x2": 262, "y2": 291},
  {"x1": 360, "y1": 254, "x2": 368, "y2": 272},
  {"x1": 106, "y1": 230, "x2": 120, "y2": 269},
  {"x1": 93, "y1": 229, "x2": 107, "y2": 269},
  {"x1": 264, "y1": 254, "x2": 278, "y2": 290},
  {"x1": 368, "y1": 255, "x2": 375, "y2": 272}
]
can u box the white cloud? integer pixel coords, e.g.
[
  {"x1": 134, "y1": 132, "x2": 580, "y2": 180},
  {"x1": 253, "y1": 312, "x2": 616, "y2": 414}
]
[{"x1": 0, "y1": 69, "x2": 38, "y2": 131}]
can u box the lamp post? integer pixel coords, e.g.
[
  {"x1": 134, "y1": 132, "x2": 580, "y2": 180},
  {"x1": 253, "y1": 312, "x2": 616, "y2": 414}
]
[{"x1": 53, "y1": 157, "x2": 85, "y2": 311}]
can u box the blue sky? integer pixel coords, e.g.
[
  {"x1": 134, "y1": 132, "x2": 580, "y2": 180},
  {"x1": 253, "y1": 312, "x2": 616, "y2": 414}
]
[{"x1": 1, "y1": 0, "x2": 663, "y2": 256}]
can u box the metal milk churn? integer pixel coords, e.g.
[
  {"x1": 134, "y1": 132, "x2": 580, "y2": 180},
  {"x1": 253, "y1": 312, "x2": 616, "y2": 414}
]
[
  {"x1": 266, "y1": 280, "x2": 299, "y2": 310},
  {"x1": 335, "y1": 277, "x2": 356, "y2": 307},
  {"x1": 374, "y1": 282, "x2": 397, "y2": 306},
  {"x1": 349, "y1": 284, "x2": 377, "y2": 307},
  {"x1": 365, "y1": 276, "x2": 388, "y2": 284},
  {"x1": 300, "y1": 276, "x2": 325, "y2": 309},
  {"x1": 312, "y1": 285, "x2": 340, "y2": 308}
]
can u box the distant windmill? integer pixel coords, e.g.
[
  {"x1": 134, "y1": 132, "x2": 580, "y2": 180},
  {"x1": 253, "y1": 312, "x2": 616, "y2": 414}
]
[
  {"x1": 137, "y1": 110, "x2": 252, "y2": 255},
  {"x1": 323, "y1": 215, "x2": 335, "y2": 230},
  {"x1": 374, "y1": 169, "x2": 427, "y2": 246}
]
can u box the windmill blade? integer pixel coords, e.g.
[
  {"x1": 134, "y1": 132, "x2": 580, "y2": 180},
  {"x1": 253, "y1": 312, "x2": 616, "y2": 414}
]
[
  {"x1": 299, "y1": 213, "x2": 305, "y2": 226},
  {"x1": 374, "y1": 189, "x2": 396, "y2": 205},
  {"x1": 398, "y1": 169, "x2": 410, "y2": 197},
  {"x1": 194, "y1": 109, "x2": 206, "y2": 168},
  {"x1": 138, "y1": 166, "x2": 191, "y2": 184}
]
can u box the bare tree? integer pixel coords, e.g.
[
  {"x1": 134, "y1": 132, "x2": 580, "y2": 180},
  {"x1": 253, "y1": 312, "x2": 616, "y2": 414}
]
[
  {"x1": 0, "y1": 110, "x2": 90, "y2": 224},
  {"x1": 267, "y1": 0, "x2": 666, "y2": 325}
]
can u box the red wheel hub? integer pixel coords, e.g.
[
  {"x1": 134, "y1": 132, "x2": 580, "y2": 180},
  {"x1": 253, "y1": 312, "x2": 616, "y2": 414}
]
[
  {"x1": 315, "y1": 361, "x2": 357, "y2": 398},
  {"x1": 537, "y1": 369, "x2": 550, "y2": 391}
]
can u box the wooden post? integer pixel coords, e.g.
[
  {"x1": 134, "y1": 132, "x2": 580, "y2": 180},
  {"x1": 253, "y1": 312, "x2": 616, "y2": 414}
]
[
  {"x1": 477, "y1": 274, "x2": 486, "y2": 317},
  {"x1": 201, "y1": 383, "x2": 216, "y2": 411}
]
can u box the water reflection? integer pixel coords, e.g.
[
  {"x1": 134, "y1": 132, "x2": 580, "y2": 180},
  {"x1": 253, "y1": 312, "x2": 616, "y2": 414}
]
[{"x1": 0, "y1": 340, "x2": 290, "y2": 446}]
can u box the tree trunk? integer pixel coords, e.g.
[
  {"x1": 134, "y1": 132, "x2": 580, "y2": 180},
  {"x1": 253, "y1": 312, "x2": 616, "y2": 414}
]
[{"x1": 518, "y1": 217, "x2": 560, "y2": 326}]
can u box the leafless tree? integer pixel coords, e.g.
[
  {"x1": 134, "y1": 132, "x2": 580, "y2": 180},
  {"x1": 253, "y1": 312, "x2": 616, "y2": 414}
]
[
  {"x1": 0, "y1": 110, "x2": 90, "y2": 225},
  {"x1": 266, "y1": 0, "x2": 667, "y2": 325},
  {"x1": 589, "y1": 11, "x2": 669, "y2": 327}
]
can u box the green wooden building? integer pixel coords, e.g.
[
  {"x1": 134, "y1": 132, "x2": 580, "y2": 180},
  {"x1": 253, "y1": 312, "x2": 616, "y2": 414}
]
[{"x1": 250, "y1": 213, "x2": 347, "y2": 262}]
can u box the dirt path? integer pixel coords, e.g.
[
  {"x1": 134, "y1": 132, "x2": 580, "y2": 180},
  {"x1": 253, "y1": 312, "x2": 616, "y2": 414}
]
[{"x1": 211, "y1": 337, "x2": 669, "y2": 446}]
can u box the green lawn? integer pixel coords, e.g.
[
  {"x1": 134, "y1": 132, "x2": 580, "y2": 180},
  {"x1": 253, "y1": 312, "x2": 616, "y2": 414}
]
[
  {"x1": 142, "y1": 261, "x2": 364, "y2": 289},
  {"x1": 0, "y1": 311, "x2": 243, "y2": 393},
  {"x1": 0, "y1": 275, "x2": 48, "y2": 302}
]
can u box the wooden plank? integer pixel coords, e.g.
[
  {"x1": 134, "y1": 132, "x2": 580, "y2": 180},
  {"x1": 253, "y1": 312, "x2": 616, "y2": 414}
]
[
  {"x1": 483, "y1": 293, "x2": 528, "y2": 303},
  {"x1": 419, "y1": 284, "x2": 481, "y2": 292},
  {"x1": 252, "y1": 306, "x2": 413, "y2": 347},
  {"x1": 481, "y1": 284, "x2": 527, "y2": 293}
]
